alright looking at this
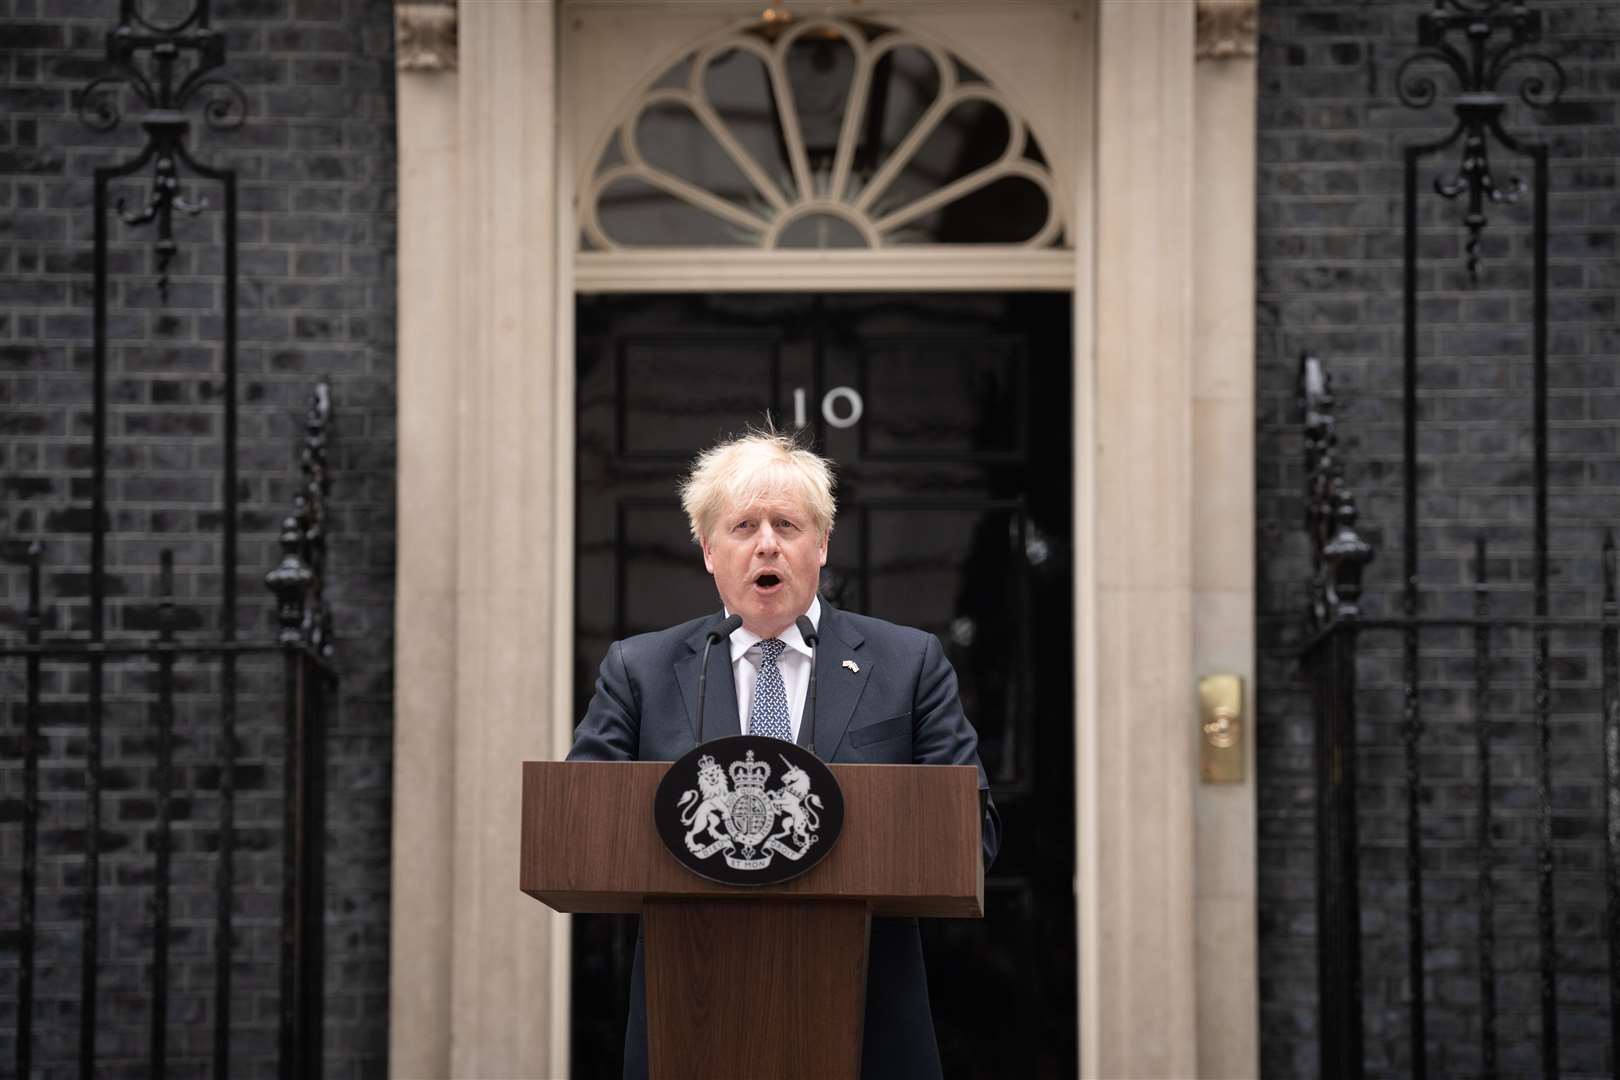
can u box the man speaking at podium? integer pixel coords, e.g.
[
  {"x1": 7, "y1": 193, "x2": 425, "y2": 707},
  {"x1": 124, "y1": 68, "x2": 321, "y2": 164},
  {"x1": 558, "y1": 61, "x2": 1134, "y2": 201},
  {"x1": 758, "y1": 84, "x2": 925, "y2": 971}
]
[{"x1": 567, "y1": 429, "x2": 1001, "y2": 1080}]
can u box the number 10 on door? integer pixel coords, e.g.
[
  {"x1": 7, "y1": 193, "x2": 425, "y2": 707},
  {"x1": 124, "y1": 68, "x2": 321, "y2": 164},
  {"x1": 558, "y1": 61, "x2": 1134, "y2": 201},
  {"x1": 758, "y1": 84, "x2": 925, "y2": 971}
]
[{"x1": 792, "y1": 386, "x2": 864, "y2": 430}]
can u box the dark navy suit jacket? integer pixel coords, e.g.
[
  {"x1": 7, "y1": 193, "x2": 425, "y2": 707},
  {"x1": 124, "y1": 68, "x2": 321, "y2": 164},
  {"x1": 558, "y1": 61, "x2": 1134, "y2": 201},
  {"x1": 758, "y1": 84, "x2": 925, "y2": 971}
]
[{"x1": 567, "y1": 600, "x2": 1001, "y2": 1080}]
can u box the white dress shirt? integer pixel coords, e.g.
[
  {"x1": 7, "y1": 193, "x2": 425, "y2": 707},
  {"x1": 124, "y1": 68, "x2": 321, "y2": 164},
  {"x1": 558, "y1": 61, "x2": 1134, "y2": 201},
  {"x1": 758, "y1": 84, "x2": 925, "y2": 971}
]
[{"x1": 727, "y1": 595, "x2": 820, "y2": 742}]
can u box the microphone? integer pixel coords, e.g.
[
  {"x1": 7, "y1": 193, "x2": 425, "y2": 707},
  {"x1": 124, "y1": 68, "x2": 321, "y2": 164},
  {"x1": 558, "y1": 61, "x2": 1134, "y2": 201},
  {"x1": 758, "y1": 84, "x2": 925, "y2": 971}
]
[
  {"x1": 696, "y1": 614, "x2": 743, "y2": 746},
  {"x1": 795, "y1": 614, "x2": 819, "y2": 753}
]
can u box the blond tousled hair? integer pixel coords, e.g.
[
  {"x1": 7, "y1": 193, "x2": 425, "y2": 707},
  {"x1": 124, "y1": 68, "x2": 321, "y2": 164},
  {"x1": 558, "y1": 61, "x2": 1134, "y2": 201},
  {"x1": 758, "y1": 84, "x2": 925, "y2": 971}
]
[{"x1": 680, "y1": 428, "x2": 837, "y2": 543}]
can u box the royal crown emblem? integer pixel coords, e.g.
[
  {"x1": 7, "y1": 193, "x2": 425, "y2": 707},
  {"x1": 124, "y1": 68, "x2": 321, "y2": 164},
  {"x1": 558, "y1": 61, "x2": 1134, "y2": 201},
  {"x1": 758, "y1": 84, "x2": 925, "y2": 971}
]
[
  {"x1": 654, "y1": 735, "x2": 844, "y2": 885},
  {"x1": 729, "y1": 752, "x2": 770, "y2": 791}
]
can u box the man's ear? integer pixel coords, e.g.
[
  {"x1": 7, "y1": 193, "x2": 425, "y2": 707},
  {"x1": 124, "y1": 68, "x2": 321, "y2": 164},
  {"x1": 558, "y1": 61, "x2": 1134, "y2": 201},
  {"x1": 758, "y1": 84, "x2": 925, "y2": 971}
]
[
  {"x1": 817, "y1": 528, "x2": 830, "y2": 567},
  {"x1": 701, "y1": 536, "x2": 716, "y2": 575}
]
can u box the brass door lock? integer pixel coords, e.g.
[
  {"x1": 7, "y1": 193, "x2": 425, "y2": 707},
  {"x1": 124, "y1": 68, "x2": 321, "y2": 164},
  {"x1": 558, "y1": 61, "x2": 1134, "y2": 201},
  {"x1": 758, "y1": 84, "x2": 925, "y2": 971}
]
[{"x1": 1198, "y1": 674, "x2": 1244, "y2": 784}]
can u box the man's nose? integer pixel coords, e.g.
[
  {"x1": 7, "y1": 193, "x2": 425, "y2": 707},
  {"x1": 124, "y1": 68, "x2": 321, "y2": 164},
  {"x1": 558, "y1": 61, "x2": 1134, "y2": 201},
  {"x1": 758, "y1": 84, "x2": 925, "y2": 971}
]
[{"x1": 754, "y1": 523, "x2": 779, "y2": 554}]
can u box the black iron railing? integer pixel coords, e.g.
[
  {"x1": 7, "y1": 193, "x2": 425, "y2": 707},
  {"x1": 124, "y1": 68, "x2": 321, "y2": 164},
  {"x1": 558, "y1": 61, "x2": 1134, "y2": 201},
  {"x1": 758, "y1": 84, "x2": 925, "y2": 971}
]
[
  {"x1": 1303, "y1": 350, "x2": 1617, "y2": 1080},
  {"x1": 5, "y1": 4, "x2": 337, "y2": 1077},
  {"x1": 4, "y1": 385, "x2": 335, "y2": 1080},
  {"x1": 1300, "y1": 353, "x2": 1372, "y2": 1080},
  {"x1": 1395, "y1": 8, "x2": 1564, "y2": 1065},
  {"x1": 1297, "y1": 2, "x2": 1603, "y2": 1077}
]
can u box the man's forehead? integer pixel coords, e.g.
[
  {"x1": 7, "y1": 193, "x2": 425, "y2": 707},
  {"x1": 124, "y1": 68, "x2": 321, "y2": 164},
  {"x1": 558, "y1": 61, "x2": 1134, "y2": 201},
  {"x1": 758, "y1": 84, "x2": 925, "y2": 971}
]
[{"x1": 722, "y1": 490, "x2": 812, "y2": 517}]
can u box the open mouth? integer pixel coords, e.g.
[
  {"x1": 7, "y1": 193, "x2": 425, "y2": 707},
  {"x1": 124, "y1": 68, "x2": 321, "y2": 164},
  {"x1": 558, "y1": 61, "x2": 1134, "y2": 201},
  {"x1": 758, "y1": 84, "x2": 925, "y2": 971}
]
[{"x1": 754, "y1": 573, "x2": 782, "y2": 589}]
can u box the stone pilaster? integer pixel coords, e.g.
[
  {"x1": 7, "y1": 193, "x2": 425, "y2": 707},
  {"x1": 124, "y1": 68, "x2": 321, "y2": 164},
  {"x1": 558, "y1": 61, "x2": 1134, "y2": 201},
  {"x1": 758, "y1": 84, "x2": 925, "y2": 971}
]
[
  {"x1": 389, "y1": 2, "x2": 569, "y2": 1076},
  {"x1": 388, "y1": 4, "x2": 462, "y2": 1073},
  {"x1": 1086, "y1": 2, "x2": 1201, "y2": 1075},
  {"x1": 1192, "y1": 4, "x2": 1260, "y2": 1075},
  {"x1": 447, "y1": 4, "x2": 566, "y2": 1075}
]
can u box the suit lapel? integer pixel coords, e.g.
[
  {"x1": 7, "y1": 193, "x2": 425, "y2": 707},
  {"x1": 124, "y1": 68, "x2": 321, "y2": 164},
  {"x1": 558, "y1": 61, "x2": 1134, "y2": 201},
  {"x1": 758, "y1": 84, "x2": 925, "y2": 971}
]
[
  {"x1": 674, "y1": 616, "x2": 740, "y2": 745},
  {"x1": 811, "y1": 603, "x2": 868, "y2": 761}
]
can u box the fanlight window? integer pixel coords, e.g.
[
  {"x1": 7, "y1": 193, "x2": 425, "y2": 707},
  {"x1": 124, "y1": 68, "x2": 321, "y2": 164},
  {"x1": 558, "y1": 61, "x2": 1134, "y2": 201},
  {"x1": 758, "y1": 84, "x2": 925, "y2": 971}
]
[{"x1": 580, "y1": 16, "x2": 1066, "y2": 251}]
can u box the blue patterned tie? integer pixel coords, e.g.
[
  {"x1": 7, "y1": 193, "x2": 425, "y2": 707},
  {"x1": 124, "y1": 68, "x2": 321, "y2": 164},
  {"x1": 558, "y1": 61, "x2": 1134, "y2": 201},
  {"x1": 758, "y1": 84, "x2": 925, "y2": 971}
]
[{"x1": 749, "y1": 639, "x2": 793, "y2": 741}]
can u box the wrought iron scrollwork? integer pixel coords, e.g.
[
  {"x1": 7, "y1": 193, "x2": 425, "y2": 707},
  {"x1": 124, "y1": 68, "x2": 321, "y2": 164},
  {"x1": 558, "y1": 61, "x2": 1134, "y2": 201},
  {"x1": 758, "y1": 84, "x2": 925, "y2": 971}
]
[
  {"x1": 76, "y1": 0, "x2": 246, "y2": 297},
  {"x1": 1301, "y1": 354, "x2": 1375, "y2": 629},
  {"x1": 266, "y1": 382, "x2": 334, "y2": 656},
  {"x1": 1396, "y1": 0, "x2": 1565, "y2": 280}
]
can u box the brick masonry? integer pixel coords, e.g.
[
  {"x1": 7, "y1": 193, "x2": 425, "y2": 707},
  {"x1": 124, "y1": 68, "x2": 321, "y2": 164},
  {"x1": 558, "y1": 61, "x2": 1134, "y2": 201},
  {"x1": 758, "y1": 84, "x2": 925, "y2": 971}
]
[
  {"x1": 0, "y1": 1, "x2": 396, "y2": 1078},
  {"x1": 1258, "y1": 1, "x2": 1618, "y2": 1076}
]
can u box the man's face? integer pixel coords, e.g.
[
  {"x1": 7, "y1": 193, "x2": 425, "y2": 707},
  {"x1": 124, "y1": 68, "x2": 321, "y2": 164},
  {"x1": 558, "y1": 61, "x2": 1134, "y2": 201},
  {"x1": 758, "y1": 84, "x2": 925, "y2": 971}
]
[{"x1": 701, "y1": 492, "x2": 829, "y2": 639}]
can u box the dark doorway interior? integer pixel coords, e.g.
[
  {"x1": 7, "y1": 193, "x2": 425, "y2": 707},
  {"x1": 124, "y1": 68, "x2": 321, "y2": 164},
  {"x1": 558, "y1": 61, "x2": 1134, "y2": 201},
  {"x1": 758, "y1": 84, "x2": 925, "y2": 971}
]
[{"x1": 571, "y1": 292, "x2": 1076, "y2": 1078}]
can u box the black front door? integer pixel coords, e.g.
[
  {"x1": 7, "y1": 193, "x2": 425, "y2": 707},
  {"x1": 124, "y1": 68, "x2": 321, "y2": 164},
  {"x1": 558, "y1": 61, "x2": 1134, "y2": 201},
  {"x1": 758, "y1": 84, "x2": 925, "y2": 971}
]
[{"x1": 571, "y1": 292, "x2": 1076, "y2": 1078}]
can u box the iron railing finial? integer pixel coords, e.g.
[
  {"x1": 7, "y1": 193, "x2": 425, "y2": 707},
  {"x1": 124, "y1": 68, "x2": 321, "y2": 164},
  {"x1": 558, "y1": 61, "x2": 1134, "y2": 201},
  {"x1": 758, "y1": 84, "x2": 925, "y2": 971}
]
[{"x1": 1301, "y1": 353, "x2": 1376, "y2": 628}]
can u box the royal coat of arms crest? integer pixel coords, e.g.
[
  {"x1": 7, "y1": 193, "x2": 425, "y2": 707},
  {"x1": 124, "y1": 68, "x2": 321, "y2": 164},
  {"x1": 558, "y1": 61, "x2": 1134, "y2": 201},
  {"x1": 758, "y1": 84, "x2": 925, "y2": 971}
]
[{"x1": 655, "y1": 735, "x2": 844, "y2": 885}]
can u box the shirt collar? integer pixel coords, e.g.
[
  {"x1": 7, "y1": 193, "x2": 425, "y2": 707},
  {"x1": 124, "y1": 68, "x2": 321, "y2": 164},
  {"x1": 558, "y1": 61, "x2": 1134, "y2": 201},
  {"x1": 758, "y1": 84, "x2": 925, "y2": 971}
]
[{"x1": 727, "y1": 594, "x2": 821, "y2": 664}]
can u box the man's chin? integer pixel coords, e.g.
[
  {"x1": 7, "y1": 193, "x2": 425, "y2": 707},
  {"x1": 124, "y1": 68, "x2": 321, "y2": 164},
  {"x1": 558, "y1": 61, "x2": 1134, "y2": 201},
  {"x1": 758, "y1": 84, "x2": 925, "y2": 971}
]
[{"x1": 736, "y1": 599, "x2": 798, "y2": 638}]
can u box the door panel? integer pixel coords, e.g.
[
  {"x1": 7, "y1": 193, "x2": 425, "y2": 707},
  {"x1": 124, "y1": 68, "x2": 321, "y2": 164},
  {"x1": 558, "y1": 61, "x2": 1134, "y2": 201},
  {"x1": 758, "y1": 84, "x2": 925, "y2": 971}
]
[
  {"x1": 572, "y1": 292, "x2": 1075, "y2": 1078},
  {"x1": 616, "y1": 334, "x2": 782, "y2": 458}
]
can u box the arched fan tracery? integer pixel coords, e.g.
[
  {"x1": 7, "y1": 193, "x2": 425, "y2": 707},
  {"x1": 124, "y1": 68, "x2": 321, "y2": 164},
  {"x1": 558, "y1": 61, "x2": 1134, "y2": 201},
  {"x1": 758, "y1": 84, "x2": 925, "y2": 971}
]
[{"x1": 580, "y1": 16, "x2": 1066, "y2": 251}]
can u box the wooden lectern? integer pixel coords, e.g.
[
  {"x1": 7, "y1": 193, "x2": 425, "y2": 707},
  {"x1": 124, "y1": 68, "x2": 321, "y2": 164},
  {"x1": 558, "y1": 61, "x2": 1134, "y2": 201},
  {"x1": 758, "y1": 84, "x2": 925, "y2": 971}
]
[{"x1": 520, "y1": 760, "x2": 984, "y2": 1080}]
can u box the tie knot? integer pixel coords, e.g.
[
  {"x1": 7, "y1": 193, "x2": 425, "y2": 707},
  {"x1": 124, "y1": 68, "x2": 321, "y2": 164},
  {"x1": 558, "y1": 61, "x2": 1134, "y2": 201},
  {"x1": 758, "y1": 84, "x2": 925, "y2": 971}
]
[{"x1": 758, "y1": 638, "x2": 787, "y2": 662}]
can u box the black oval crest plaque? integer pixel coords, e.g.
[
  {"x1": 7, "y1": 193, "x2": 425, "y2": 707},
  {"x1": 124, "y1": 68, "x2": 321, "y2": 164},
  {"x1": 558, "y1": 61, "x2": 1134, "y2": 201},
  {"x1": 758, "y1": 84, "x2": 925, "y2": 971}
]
[{"x1": 654, "y1": 735, "x2": 844, "y2": 887}]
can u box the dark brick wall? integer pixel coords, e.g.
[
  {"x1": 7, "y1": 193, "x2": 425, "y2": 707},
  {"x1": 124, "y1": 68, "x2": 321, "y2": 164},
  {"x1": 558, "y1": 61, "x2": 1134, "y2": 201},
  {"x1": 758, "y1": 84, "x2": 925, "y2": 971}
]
[
  {"x1": 1257, "y1": 1, "x2": 1618, "y2": 1076},
  {"x1": 1, "y1": 1, "x2": 396, "y2": 1077}
]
